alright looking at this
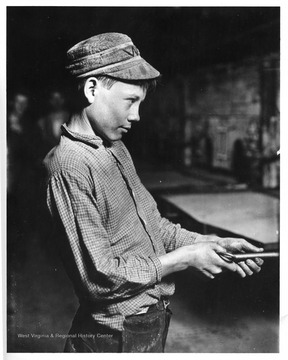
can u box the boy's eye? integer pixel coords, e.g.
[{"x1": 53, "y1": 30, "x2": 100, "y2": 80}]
[{"x1": 127, "y1": 98, "x2": 136, "y2": 103}]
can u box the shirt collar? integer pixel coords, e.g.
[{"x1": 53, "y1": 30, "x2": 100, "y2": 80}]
[
  {"x1": 61, "y1": 123, "x2": 127, "y2": 165},
  {"x1": 61, "y1": 123, "x2": 111, "y2": 148}
]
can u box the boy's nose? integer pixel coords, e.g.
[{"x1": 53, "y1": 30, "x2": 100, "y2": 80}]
[{"x1": 128, "y1": 111, "x2": 140, "y2": 122}]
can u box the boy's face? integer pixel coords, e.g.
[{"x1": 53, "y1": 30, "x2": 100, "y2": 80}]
[{"x1": 87, "y1": 80, "x2": 147, "y2": 142}]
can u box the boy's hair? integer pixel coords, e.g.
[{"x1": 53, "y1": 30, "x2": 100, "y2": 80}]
[
  {"x1": 73, "y1": 75, "x2": 158, "y2": 111},
  {"x1": 77, "y1": 75, "x2": 158, "y2": 93}
]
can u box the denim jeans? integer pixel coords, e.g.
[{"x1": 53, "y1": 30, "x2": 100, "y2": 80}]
[{"x1": 64, "y1": 301, "x2": 172, "y2": 353}]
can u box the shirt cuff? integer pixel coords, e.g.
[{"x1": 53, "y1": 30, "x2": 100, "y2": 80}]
[{"x1": 149, "y1": 256, "x2": 163, "y2": 283}]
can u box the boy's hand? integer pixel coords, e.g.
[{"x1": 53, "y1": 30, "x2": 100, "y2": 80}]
[{"x1": 198, "y1": 235, "x2": 264, "y2": 277}]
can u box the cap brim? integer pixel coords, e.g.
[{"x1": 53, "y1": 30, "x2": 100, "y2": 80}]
[
  {"x1": 76, "y1": 57, "x2": 160, "y2": 80},
  {"x1": 107, "y1": 58, "x2": 160, "y2": 80}
]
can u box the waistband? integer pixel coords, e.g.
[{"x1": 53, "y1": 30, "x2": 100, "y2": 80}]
[
  {"x1": 135, "y1": 297, "x2": 170, "y2": 315},
  {"x1": 150, "y1": 297, "x2": 170, "y2": 311},
  {"x1": 78, "y1": 296, "x2": 170, "y2": 317}
]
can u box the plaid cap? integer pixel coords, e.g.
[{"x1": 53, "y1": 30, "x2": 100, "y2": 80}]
[{"x1": 66, "y1": 32, "x2": 160, "y2": 80}]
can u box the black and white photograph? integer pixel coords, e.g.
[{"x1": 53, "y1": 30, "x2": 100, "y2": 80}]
[{"x1": 4, "y1": 4, "x2": 284, "y2": 355}]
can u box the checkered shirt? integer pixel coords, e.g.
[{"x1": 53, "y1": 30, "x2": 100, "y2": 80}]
[{"x1": 44, "y1": 124, "x2": 201, "y2": 331}]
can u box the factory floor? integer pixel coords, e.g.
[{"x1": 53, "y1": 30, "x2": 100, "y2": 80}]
[{"x1": 7, "y1": 165, "x2": 279, "y2": 353}]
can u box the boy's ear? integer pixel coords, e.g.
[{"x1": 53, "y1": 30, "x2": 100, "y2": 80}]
[{"x1": 83, "y1": 77, "x2": 98, "y2": 104}]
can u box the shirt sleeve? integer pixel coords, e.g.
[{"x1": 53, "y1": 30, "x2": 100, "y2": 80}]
[
  {"x1": 46, "y1": 169, "x2": 162, "y2": 304},
  {"x1": 144, "y1": 188, "x2": 202, "y2": 252}
]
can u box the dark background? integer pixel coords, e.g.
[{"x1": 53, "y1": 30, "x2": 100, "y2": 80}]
[{"x1": 7, "y1": 7, "x2": 280, "y2": 92}]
